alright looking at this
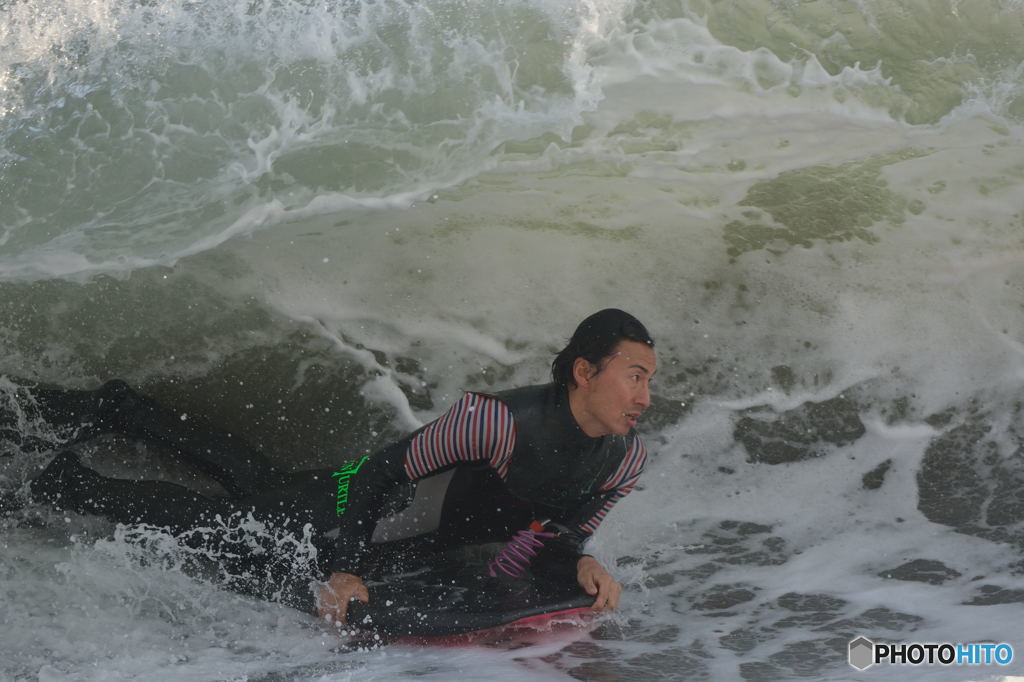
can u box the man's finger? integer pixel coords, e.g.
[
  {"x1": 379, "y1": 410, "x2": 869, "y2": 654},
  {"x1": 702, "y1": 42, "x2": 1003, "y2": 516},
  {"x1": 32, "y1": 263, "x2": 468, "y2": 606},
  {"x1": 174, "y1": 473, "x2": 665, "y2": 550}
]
[
  {"x1": 592, "y1": 577, "x2": 622, "y2": 611},
  {"x1": 323, "y1": 600, "x2": 348, "y2": 624},
  {"x1": 318, "y1": 587, "x2": 358, "y2": 624},
  {"x1": 605, "y1": 583, "x2": 621, "y2": 610},
  {"x1": 585, "y1": 570, "x2": 604, "y2": 595}
]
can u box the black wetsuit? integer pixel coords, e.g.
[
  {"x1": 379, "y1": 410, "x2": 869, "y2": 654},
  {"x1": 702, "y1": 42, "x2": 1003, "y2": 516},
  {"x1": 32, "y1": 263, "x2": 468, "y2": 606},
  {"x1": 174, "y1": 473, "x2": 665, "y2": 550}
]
[
  {"x1": 329, "y1": 384, "x2": 648, "y2": 577},
  {"x1": 25, "y1": 380, "x2": 647, "y2": 611}
]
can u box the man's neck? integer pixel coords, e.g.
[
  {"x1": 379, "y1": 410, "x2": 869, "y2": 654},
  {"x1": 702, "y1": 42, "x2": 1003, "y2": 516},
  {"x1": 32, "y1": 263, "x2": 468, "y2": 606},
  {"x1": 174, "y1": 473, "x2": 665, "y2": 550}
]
[{"x1": 567, "y1": 385, "x2": 603, "y2": 438}]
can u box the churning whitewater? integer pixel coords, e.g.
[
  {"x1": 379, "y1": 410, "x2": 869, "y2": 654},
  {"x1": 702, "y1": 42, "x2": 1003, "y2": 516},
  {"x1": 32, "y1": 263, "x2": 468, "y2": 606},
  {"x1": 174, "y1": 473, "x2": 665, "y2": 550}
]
[{"x1": 2, "y1": 0, "x2": 1024, "y2": 680}]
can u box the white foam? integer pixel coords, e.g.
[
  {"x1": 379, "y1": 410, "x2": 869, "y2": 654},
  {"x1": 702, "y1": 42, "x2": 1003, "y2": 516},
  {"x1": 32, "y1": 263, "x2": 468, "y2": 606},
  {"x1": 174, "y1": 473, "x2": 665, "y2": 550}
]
[{"x1": 3, "y1": 1, "x2": 1024, "y2": 678}]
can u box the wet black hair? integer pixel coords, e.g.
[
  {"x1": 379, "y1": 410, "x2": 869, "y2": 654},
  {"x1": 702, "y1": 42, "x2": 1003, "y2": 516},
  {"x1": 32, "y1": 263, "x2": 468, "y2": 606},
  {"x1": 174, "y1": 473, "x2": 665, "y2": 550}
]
[{"x1": 551, "y1": 309, "x2": 655, "y2": 388}]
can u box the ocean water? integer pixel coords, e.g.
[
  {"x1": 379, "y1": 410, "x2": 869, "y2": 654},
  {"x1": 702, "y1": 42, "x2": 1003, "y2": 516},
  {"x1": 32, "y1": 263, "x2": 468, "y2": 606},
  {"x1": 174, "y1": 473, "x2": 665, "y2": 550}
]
[{"x1": 2, "y1": 0, "x2": 1024, "y2": 679}]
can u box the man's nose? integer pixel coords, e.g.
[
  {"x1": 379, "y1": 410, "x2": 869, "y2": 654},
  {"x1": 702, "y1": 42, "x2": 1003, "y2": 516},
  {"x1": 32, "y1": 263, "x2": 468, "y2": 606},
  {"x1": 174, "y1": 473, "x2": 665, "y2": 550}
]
[{"x1": 636, "y1": 383, "x2": 651, "y2": 410}]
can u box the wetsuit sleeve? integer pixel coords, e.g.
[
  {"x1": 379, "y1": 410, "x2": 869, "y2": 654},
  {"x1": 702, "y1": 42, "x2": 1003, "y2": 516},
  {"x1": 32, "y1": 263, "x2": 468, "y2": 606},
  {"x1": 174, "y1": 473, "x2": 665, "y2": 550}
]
[
  {"x1": 326, "y1": 437, "x2": 410, "y2": 575},
  {"x1": 402, "y1": 392, "x2": 516, "y2": 481},
  {"x1": 536, "y1": 435, "x2": 648, "y2": 579},
  {"x1": 329, "y1": 393, "x2": 517, "y2": 574},
  {"x1": 574, "y1": 434, "x2": 647, "y2": 536}
]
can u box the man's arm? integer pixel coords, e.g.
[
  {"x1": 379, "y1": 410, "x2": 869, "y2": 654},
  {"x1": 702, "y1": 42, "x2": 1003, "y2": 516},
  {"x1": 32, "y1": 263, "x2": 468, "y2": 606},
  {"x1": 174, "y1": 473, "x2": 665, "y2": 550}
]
[
  {"x1": 546, "y1": 435, "x2": 648, "y2": 609},
  {"x1": 316, "y1": 441, "x2": 410, "y2": 625},
  {"x1": 531, "y1": 494, "x2": 625, "y2": 610},
  {"x1": 319, "y1": 393, "x2": 517, "y2": 623}
]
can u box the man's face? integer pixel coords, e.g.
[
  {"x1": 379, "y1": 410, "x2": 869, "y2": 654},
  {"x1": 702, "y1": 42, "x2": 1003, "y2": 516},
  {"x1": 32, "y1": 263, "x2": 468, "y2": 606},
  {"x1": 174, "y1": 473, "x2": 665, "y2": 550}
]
[{"x1": 573, "y1": 340, "x2": 656, "y2": 437}]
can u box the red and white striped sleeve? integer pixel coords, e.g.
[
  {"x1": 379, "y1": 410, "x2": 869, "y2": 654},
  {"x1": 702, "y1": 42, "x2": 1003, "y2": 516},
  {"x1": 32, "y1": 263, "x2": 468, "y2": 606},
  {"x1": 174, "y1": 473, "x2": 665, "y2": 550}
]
[
  {"x1": 403, "y1": 392, "x2": 516, "y2": 481},
  {"x1": 578, "y1": 435, "x2": 648, "y2": 535}
]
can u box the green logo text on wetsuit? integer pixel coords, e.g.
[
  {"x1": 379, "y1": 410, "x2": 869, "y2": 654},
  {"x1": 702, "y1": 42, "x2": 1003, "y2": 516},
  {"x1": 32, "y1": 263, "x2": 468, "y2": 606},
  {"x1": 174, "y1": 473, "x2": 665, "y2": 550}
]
[{"x1": 332, "y1": 455, "x2": 369, "y2": 516}]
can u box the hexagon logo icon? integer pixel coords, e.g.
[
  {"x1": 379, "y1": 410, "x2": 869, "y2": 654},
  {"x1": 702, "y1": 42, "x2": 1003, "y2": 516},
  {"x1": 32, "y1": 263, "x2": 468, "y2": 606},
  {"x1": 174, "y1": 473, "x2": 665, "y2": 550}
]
[{"x1": 849, "y1": 636, "x2": 875, "y2": 670}]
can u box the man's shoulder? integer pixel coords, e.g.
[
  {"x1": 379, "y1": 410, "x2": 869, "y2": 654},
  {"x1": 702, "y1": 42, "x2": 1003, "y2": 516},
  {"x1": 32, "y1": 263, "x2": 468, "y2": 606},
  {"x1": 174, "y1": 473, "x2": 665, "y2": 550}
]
[
  {"x1": 467, "y1": 383, "x2": 553, "y2": 406},
  {"x1": 623, "y1": 429, "x2": 647, "y2": 456}
]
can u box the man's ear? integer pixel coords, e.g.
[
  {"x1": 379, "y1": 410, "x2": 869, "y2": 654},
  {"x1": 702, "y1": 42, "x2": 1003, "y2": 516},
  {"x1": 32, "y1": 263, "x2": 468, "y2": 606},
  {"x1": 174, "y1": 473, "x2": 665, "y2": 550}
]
[{"x1": 572, "y1": 357, "x2": 594, "y2": 387}]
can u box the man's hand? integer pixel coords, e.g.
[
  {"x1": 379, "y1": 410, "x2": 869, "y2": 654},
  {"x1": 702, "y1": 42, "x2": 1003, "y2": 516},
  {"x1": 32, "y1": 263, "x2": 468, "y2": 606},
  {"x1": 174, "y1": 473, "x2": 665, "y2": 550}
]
[
  {"x1": 576, "y1": 555, "x2": 622, "y2": 610},
  {"x1": 317, "y1": 572, "x2": 369, "y2": 626}
]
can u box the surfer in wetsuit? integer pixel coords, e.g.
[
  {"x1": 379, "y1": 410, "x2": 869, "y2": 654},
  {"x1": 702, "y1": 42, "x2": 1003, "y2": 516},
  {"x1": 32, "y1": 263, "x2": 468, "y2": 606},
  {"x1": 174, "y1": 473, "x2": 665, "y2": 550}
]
[{"x1": 23, "y1": 308, "x2": 656, "y2": 622}]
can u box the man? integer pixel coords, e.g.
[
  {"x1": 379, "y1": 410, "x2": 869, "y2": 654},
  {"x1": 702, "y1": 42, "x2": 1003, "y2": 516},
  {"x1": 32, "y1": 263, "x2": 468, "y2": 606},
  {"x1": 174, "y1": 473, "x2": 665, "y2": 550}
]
[{"x1": 25, "y1": 309, "x2": 656, "y2": 621}]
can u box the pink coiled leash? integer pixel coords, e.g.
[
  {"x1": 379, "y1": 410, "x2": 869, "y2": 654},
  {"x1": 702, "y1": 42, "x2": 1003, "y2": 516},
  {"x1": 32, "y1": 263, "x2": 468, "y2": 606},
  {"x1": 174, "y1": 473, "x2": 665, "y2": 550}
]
[{"x1": 487, "y1": 520, "x2": 556, "y2": 578}]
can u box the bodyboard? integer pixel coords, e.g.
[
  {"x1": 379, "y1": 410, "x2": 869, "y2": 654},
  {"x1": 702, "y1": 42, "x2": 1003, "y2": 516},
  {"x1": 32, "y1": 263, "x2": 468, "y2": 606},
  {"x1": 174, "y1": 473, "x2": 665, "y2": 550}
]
[{"x1": 345, "y1": 552, "x2": 595, "y2": 639}]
